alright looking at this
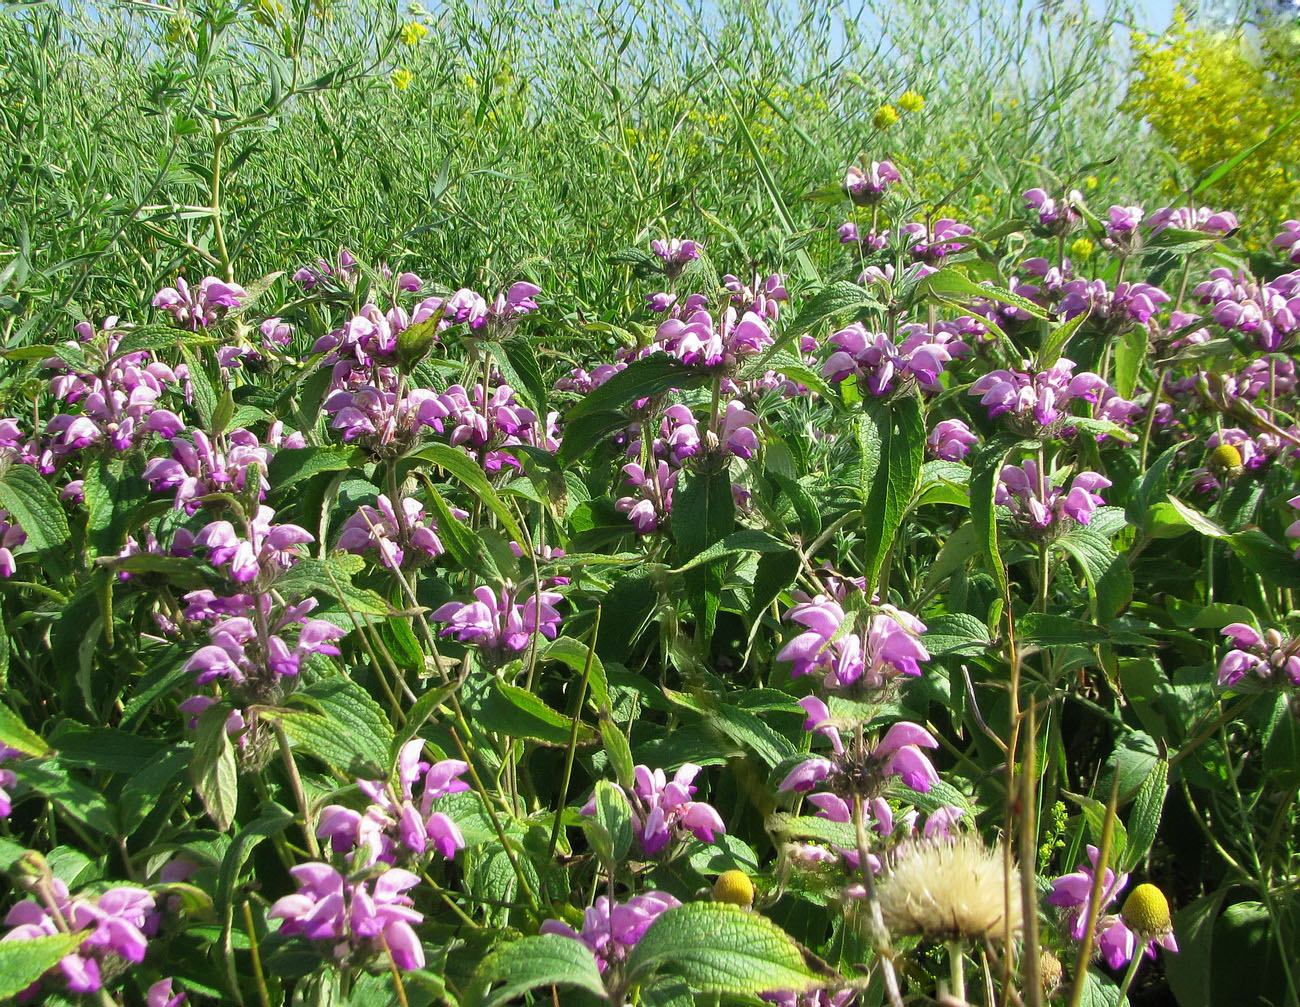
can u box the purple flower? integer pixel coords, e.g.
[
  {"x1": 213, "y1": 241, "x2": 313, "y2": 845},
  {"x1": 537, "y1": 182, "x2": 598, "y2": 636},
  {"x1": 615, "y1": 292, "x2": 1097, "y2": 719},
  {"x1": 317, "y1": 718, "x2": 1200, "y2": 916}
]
[
  {"x1": 1145, "y1": 205, "x2": 1238, "y2": 237},
  {"x1": 651, "y1": 238, "x2": 701, "y2": 267},
  {"x1": 779, "y1": 701, "x2": 940, "y2": 799},
  {"x1": 147, "y1": 979, "x2": 186, "y2": 1007},
  {"x1": 1059, "y1": 279, "x2": 1170, "y2": 329},
  {"x1": 540, "y1": 890, "x2": 680, "y2": 972},
  {"x1": 181, "y1": 590, "x2": 344, "y2": 688},
  {"x1": 588, "y1": 763, "x2": 726, "y2": 856},
  {"x1": 1106, "y1": 204, "x2": 1145, "y2": 236},
  {"x1": 432, "y1": 584, "x2": 563, "y2": 655},
  {"x1": 822, "y1": 323, "x2": 963, "y2": 395},
  {"x1": 2, "y1": 881, "x2": 155, "y2": 995},
  {"x1": 843, "y1": 162, "x2": 900, "y2": 205},
  {"x1": 293, "y1": 249, "x2": 357, "y2": 289},
  {"x1": 419, "y1": 382, "x2": 555, "y2": 471},
  {"x1": 1023, "y1": 187, "x2": 1081, "y2": 232},
  {"x1": 1194, "y1": 267, "x2": 1300, "y2": 351},
  {"x1": 655, "y1": 307, "x2": 773, "y2": 369},
  {"x1": 1216, "y1": 623, "x2": 1300, "y2": 688},
  {"x1": 152, "y1": 276, "x2": 247, "y2": 330},
  {"x1": 723, "y1": 271, "x2": 789, "y2": 321},
  {"x1": 927, "y1": 418, "x2": 978, "y2": 460},
  {"x1": 1274, "y1": 220, "x2": 1300, "y2": 264},
  {"x1": 900, "y1": 218, "x2": 972, "y2": 264},
  {"x1": 996, "y1": 460, "x2": 1111, "y2": 532},
  {"x1": 1048, "y1": 846, "x2": 1176, "y2": 969},
  {"x1": 969, "y1": 358, "x2": 1109, "y2": 433},
  {"x1": 1287, "y1": 495, "x2": 1300, "y2": 557},
  {"x1": 194, "y1": 506, "x2": 312, "y2": 584},
  {"x1": 777, "y1": 594, "x2": 929, "y2": 692},
  {"x1": 318, "y1": 740, "x2": 469, "y2": 863},
  {"x1": 616, "y1": 460, "x2": 677, "y2": 534},
  {"x1": 144, "y1": 425, "x2": 303, "y2": 514},
  {"x1": 0, "y1": 746, "x2": 19, "y2": 819},
  {"x1": 269, "y1": 860, "x2": 425, "y2": 971},
  {"x1": 337, "y1": 495, "x2": 446, "y2": 570}
]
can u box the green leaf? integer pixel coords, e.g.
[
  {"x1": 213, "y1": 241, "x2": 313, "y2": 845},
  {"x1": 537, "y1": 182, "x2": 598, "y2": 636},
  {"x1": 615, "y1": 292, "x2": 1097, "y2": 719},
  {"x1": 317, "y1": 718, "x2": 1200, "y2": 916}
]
[
  {"x1": 410, "y1": 444, "x2": 525, "y2": 543},
  {"x1": 274, "y1": 556, "x2": 395, "y2": 617},
  {"x1": 784, "y1": 280, "x2": 881, "y2": 340},
  {"x1": 282, "y1": 677, "x2": 394, "y2": 776},
  {"x1": 216, "y1": 803, "x2": 293, "y2": 921},
  {"x1": 0, "y1": 932, "x2": 89, "y2": 999},
  {"x1": 856, "y1": 395, "x2": 924, "y2": 590},
  {"x1": 669, "y1": 529, "x2": 789, "y2": 574},
  {"x1": 1036, "y1": 304, "x2": 1091, "y2": 369},
  {"x1": 1112, "y1": 326, "x2": 1147, "y2": 400},
  {"x1": 463, "y1": 933, "x2": 607, "y2": 1007},
  {"x1": 395, "y1": 316, "x2": 442, "y2": 368},
  {"x1": 969, "y1": 435, "x2": 1036, "y2": 597},
  {"x1": 189, "y1": 703, "x2": 239, "y2": 831},
  {"x1": 1164, "y1": 495, "x2": 1228, "y2": 538},
  {"x1": 543, "y1": 635, "x2": 610, "y2": 709},
  {"x1": 1228, "y1": 530, "x2": 1300, "y2": 588},
  {"x1": 12, "y1": 759, "x2": 115, "y2": 834},
  {"x1": 390, "y1": 680, "x2": 464, "y2": 771},
  {"x1": 0, "y1": 464, "x2": 69, "y2": 553},
  {"x1": 476, "y1": 679, "x2": 596, "y2": 746},
  {"x1": 673, "y1": 465, "x2": 735, "y2": 644},
  {"x1": 626, "y1": 903, "x2": 819, "y2": 994},
  {"x1": 497, "y1": 338, "x2": 548, "y2": 418},
  {"x1": 1075, "y1": 966, "x2": 1128, "y2": 1007},
  {"x1": 567, "y1": 355, "x2": 707, "y2": 421},
  {"x1": 1164, "y1": 889, "x2": 1227, "y2": 1007},
  {"x1": 582, "y1": 779, "x2": 632, "y2": 868},
  {"x1": 0, "y1": 702, "x2": 48, "y2": 757},
  {"x1": 1120, "y1": 757, "x2": 1168, "y2": 873},
  {"x1": 267, "y1": 446, "x2": 363, "y2": 492},
  {"x1": 1055, "y1": 528, "x2": 1132, "y2": 621},
  {"x1": 919, "y1": 268, "x2": 1047, "y2": 319}
]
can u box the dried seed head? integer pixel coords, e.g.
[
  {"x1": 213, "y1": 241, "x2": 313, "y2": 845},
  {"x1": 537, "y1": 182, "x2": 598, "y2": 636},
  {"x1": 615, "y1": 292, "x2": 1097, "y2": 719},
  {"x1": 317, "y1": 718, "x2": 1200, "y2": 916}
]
[{"x1": 878, "y1": 835, "x2": 1023, "y2": 942}]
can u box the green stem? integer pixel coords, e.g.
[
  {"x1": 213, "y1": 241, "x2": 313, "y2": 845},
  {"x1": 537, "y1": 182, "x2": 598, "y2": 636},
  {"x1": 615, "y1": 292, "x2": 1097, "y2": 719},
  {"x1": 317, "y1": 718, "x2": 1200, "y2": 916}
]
[
  {"x1": 271, "y1": 721, "x2": 320, "y2": 859},
  {"x1": 546, "y1": 606, "x2": 600, "y2": 865},
  {"x1": 1112, "y1": 947, "x2": 1144, "y2": 1007}
]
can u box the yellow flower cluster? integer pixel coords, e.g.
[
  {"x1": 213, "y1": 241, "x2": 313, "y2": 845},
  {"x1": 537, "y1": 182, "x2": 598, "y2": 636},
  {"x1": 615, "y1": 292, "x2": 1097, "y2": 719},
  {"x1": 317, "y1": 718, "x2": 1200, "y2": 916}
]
[
  {"x1": 401, "y1": 21, "x2": 428, "y2": 46},
  {"x1": 1126, "y1": 8, "x2": 1300, "y2": 224}
]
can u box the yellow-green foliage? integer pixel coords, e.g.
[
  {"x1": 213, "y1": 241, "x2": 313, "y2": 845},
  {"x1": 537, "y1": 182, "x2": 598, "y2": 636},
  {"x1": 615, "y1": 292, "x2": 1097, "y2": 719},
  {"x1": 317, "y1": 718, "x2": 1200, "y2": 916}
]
[{"x1": 1126, "y1": 9, "x2": 1300, "y2": 224}]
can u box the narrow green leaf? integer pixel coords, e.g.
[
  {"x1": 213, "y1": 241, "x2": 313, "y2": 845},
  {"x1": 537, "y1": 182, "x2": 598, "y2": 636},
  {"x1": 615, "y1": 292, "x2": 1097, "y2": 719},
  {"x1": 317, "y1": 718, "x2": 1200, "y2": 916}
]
[
  {"x1": 567, "y1": 355, "x2": 707, "y2": 420},
  {"x1": 189, "y1": 703, "x2": 239, "y2": 831},
  {"x1": 857, "y1": 395, "x2": 924, "y2": 590},
  {"x1": 1120, "y1": 757, "x2": 1168, "y2": 873},
  {"x1": 410, "y1": 444, "x2": 525, "y2": 543}
]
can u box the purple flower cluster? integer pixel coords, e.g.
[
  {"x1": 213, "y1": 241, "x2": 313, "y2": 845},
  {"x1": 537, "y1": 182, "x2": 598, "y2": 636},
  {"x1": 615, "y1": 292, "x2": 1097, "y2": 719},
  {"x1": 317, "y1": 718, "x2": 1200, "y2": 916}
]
[
  {"x1": 144, "y1": 424, "x2": 304, "y2": 513},
  {"x1": 337, "y1": 495, "x2": 447, "y2": 571},
  {"x1": 651, "y1": 238, "x2": 702, "y2": 275},
  {"x1": 432, "y1": 584, "x2": 563, "y2": 657},
  {"x1": 969, "y1": 358, "x2": 1110, "y2": 434},
  {"x1": 1217, "y1": 623, "x2": 1300, "y2": 689},
  {"x1": 1058, "y1": 279, "x2": 1170, "y2": 331},
  {"x1": 180, "y1": 589, "x2": 345, "y2": 687},
  {"x1": 926, "y1": 418, "x2": 978, "y2": 460},
  {"x1": 0, "y1": 509, "x2": 26, "y2": 578},
  {"x1": 588, "y1": 763, "x2": 726, "y2": 857},
  {"x1": 44, "y1": 325, "x2": 184, "y2": 457},
  {"x1": 655, "y1": 307, "x2": 773, "y2": 370},
  {"x1": 1275, "y1": 220, "x2": 1300, "y2": 264},
  {"x1": 900, "y1": 218, "x2": 973, "y2": 265},
  {"x1": 1023, "y1": 187, "x2": 1081, "y2": 233},
  {"x1": 1144, "y1": 205, "x2": 1237, "y2": 237},
  {"x1": 293, "y1": 248, "x2": 358, "y2": 289},
  {"x1": 843, "y1": 161, "x2": 900, "y2": 205},
  {"x1": 777, "y1": 591, "x2": 930, "y2": 693},
  {"x1": 421, "y1": 381, "x2": 558, "y2": 472},
  {"x1": 540, "y1": 890, "x2": 680, "y2": 972},
  {"x1": 838, "y1": 221, "x2": 890, "y2": 252},
  {"x1": 193, "y1": 505, "x2": 312, "y2": 584},
  {"x1": 152, "y1": 275, "x2": 246, "y2": 330},
  {"x1": 723, "y1": 271, "x2": 789, "y2": 322},
  {"x1": 1048, "y1": 846, "x2": 1177, "y2": 969},
  {"x1": 2, "y1": 881, "x2": 156, "y2": 996},
  {"x1": 616, "y1": 460, "x2": 677, "y2": 535},
  {"x1": 1194, "y1": 267, "x2": 1300, "y2": 351},
  {"x1": 996, "y1": 460, "x2": 1111, "y2": 532},
  {"x1": 821, "y1": 323, "x2": 962, "y2": 395},
  {"x1": 318, "y1": 740, "x2": 469, "y2": 863},
  {"x1": 269, "y1": 861, "x2": 425, "y2": 971}
]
